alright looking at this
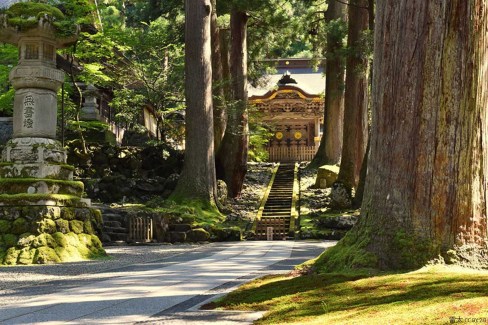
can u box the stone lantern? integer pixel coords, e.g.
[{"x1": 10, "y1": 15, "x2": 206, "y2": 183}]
[
  {"x1": 0, "y1": 10, "x2": 105, "y2": 265},
  {"x1": 1, "y1": 16, "x2": 74, "y2": 177}
]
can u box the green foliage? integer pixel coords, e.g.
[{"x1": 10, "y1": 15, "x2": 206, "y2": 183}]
[
  {"x1": 5, "y1": 2, "x2": 64, "y2": 31},
  {"x1": 3, "y1": 1, "x2": 93, "y2": 36},
  {"x1": 0, "y1": 44, "x2": 17, "y2": 117},
  {"x1": 248, "y1": 106, "x2": 273, "y2": 162},
  {"x1": 67, "y1": 120, "x2": 110, "y2": 132}
]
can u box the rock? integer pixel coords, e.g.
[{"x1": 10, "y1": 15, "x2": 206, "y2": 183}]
[
  {"x1": 69, "y1": 220, "x2": 84, "y2": 234},
  {"x1": 317, "y1": 214, "x2": 359, "y2": 230},
  {"x1": 34, "y1": 246, "x2": 61, "y2": 264},
  {"x1": 169, "y1": 231, "x2": 186, "y2": 243},
  {"x1": 0, "y1": 220, "x2": 12, "y2": 234},
  {"x1": 11, "y1": 217, "x2": 29, "y2": 235},
  {"x1": 172, "y1": 224, "x2": 192, "y2": 232},
  {"x1": 330, "y1": 182, "x2": 353, "y2": 208},
  {"x1": 211, "y1": 227, "x2": 242, "y2": 242},
  {"x1": 37, "y1": 219, "x2": 57, "y2": 234},
  {"x1": 217, "y1": 180, "x2": 228, "y2": 206},
  {"x1": 187, "y1": 228, "x2": 210, "y2": 242},
  {"x1": 315, "y1": 165, "x2": 339, "y2": 188},
  {"x1": 135, "y1": 179, "x2": 165, "y2": 192},
  {"x1": 163, "y1": 174, "x2": 180, "y2": 191},
  {"x1": 17, "y1": 233, "x2": 34, "y2": 247},
  {"x1": 52, "y1": 232, "x2": 68, "y2": 247},
  {"x1": 55, "y1": 219, "x2": 70, "y2": 234}
]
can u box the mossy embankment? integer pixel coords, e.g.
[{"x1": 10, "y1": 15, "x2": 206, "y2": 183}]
[{"x1": 211, "y1": 265, "x2": 488, "y2": 324}]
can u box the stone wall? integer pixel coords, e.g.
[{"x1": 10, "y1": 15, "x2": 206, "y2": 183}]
[{"x1": 0, "y1": 118, "x2": 13, "y2": 145}]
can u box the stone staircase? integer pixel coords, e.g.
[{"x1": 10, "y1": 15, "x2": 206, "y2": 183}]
[
  {"x1": 93, "y1": 204, "x2": 129, "y2": 244},
  {"x1": 255, "y1": 163, "x2": 297, "y2": 240}
]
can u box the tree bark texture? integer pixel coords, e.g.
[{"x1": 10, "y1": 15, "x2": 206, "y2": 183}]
[
  {"x1": 311, "y1": 1, "x2": 346, "y2": 166},
  {"x1": 360, "y1": 0, "x2": 488, "y2": 269},
  {"x1": 336, "y1": 0, "x2": 369, "y2": 190},
  {"x1": 172, "y1": 0, "x2": 217, "y2": 203},
  {"x1": 216, "y1": 10, "x2": 249, "y2": 198},
  {"x1": 211, "y1": 0, "x2": 227, "y2": 152}
]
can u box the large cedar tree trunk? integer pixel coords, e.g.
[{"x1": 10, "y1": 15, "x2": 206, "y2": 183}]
[
  {"x1": 211, "y1": 0, "x2": 227, "y2": 152},
  {"x1": 331, "y1": 0, "x2": 488, "y2": 270},
  {"x1": 332, "y1": 0, "x2": 370, "y2": 206},
  {"x1": 216, "y1": 10, "x2": 249, "y2": 198},
  {"x1": 172, "y1": 0, "x2": 218, "y2": 203},
  {"x1": 310, "y1": 1, "x2": 346, "y2": 167}
]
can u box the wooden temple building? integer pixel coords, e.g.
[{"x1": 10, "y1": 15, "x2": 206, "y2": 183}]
[{"x1": 249, "y1": 59, "x2": 325, "y2": 162}]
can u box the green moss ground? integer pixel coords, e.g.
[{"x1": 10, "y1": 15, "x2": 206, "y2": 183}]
[{"x1": 211, "y1": 265, "x2": 488, "y2": 324}]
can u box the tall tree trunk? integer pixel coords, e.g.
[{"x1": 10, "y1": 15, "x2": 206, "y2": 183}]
[
  {"x1": 216, "y1": 10, "x2": 248, "y2": 198},
  {"x1": 332, "y1": 0, "x2": 369, "y2": 207},
  {"x1": 326, "y1": 0, "x2": 488, "y2": 271},
  {"x1": 220, "y1": 28, "x2": 231, "y2": 102},
  {"x1": 211, "y1": 0, "x2": 227, "y2": 151},
  {"x1": 172, "y1": 0, "x2": 217, "y2": 204},
  {"x1": 310, "y1": 1, "x2": 346, "y2": 167}
]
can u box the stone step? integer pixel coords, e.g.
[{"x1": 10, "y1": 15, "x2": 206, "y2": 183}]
[
  {"x1": 104, "y1": 232, "x2": 128, "y2": 242},
  {"x1": 103, "y1": 226, "x2": 127, "y2": 233},
  {"x1": 103, "y1": 220, "x2": 121, "y2": 228}
]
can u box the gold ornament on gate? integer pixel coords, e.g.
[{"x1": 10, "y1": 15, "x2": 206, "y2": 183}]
[
  {"x1": 294, "y1": 131, "x2": 302, "y2": 140},
  {"x1": 275, "y1": 132, "x2": 283, "y2": 140}
]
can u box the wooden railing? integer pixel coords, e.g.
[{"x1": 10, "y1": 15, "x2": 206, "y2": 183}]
[
  {"x1": 128, "y1": 216, "x2": 153, "y2": 243},
  {"x1": 268, "y1": 146, "x2": 317, "y2": 162}
]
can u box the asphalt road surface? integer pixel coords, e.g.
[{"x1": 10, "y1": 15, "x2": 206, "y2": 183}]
[{"x1": 0, "y1": 240, "x2": 336, "y2": 325}]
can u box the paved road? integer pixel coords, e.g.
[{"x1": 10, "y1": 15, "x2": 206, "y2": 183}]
[{"x1": 0, "y1": 240, "x2": 335, "y2": 324}]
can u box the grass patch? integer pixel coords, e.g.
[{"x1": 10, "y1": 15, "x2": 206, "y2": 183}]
[{"x1": 212, "y1": 265, "x2": 488, "y2": 324}]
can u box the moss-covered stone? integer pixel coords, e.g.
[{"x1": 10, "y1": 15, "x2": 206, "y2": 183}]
[
  {"x1": 61, "y1": 208, "x2": 75, "y2": 221},
  {"x1": 187, "y1": 228, "x2": 210, "y2": 242},
  {"x1": 90, "y1": 235, "x2": 103, "y2": 249},
  {"x1": 3, "y1": 233, "x2": 18, "y2": 247},
  {"x1": 17, "y1": 233, "x2": 35, "y2": 247},
  {"x1": 55, "y1": 219, "x2": 70, "y2": 233},
  {"x1": 33, "y1": 246, "x2": 60, "y2": 264},
  {"x1": 4, "y1": 247, "x2": 19, "y2": 265},
  {"x1": 70, "y1": 220, "x2": 84, "y2": 234},
  {"x1": 78, "y1": 233, "x2": 93, "y2": 248},
  {"x1": 17, "y1": 247, "x2": 34, "y2": 265},
  {"x1": 92, "y1": 209, "x2": 103, "y2": 226},
  {"x1": 65, "y1": 232, "x2": 80, "y2": 247},
  {"x1": 83, "y1": 220, "x2": 94, "y2": 235},
  {"x1": 52, "y1": 232, "x2": 68, "y2": 247},
  {"x1": 55, "y1": 246, "x2": 82, "y2": 262},
  {"x1": 75, "y1": 208, "x2": 91, "y2": 221},
  {"x1": 12, "y1": 217, "x2": 29, "y2": 235},
  {"x1": 210, "y1": 227, "x2": 242, "y2": 242},
  {"x1": 0, "y1": 220, "x2": 12, "y2": 234},
  {"x1": 37, "y1": 218, "x2": 57, "y2": 234},
  {"x1": 0, "y1": 247, "x2": 6, "y2": 263},
  {"x1": 44, "y1": 207, "x2": 61, "y2": 220},
  {"x1": 32, "y1": 233, "x2": 56, "y2": 248}
]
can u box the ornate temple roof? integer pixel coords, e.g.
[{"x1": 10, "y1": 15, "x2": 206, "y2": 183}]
[{"x1": 248, "y1": 58, "x2": 325, "y2": 97}]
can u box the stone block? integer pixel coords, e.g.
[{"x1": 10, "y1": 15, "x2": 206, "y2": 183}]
[
  {"x1": 169, "y1": 231, "x2": 186, "y2": 243},
  {"x1": 12, "y1": 217, "x2": 29, "y2": 235},
  {"x1": 172, "y1": 224, "x2": 192, "y2": 232},
  {"x1": 315, "y1": 165, "x2": 340, "y2": 188},
  {"x1": 69, "y1": 220, "x2": 84, "y2": 234},
  {"x1": 187, "y1": 228, "x2": 210, "y2": 242}
]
